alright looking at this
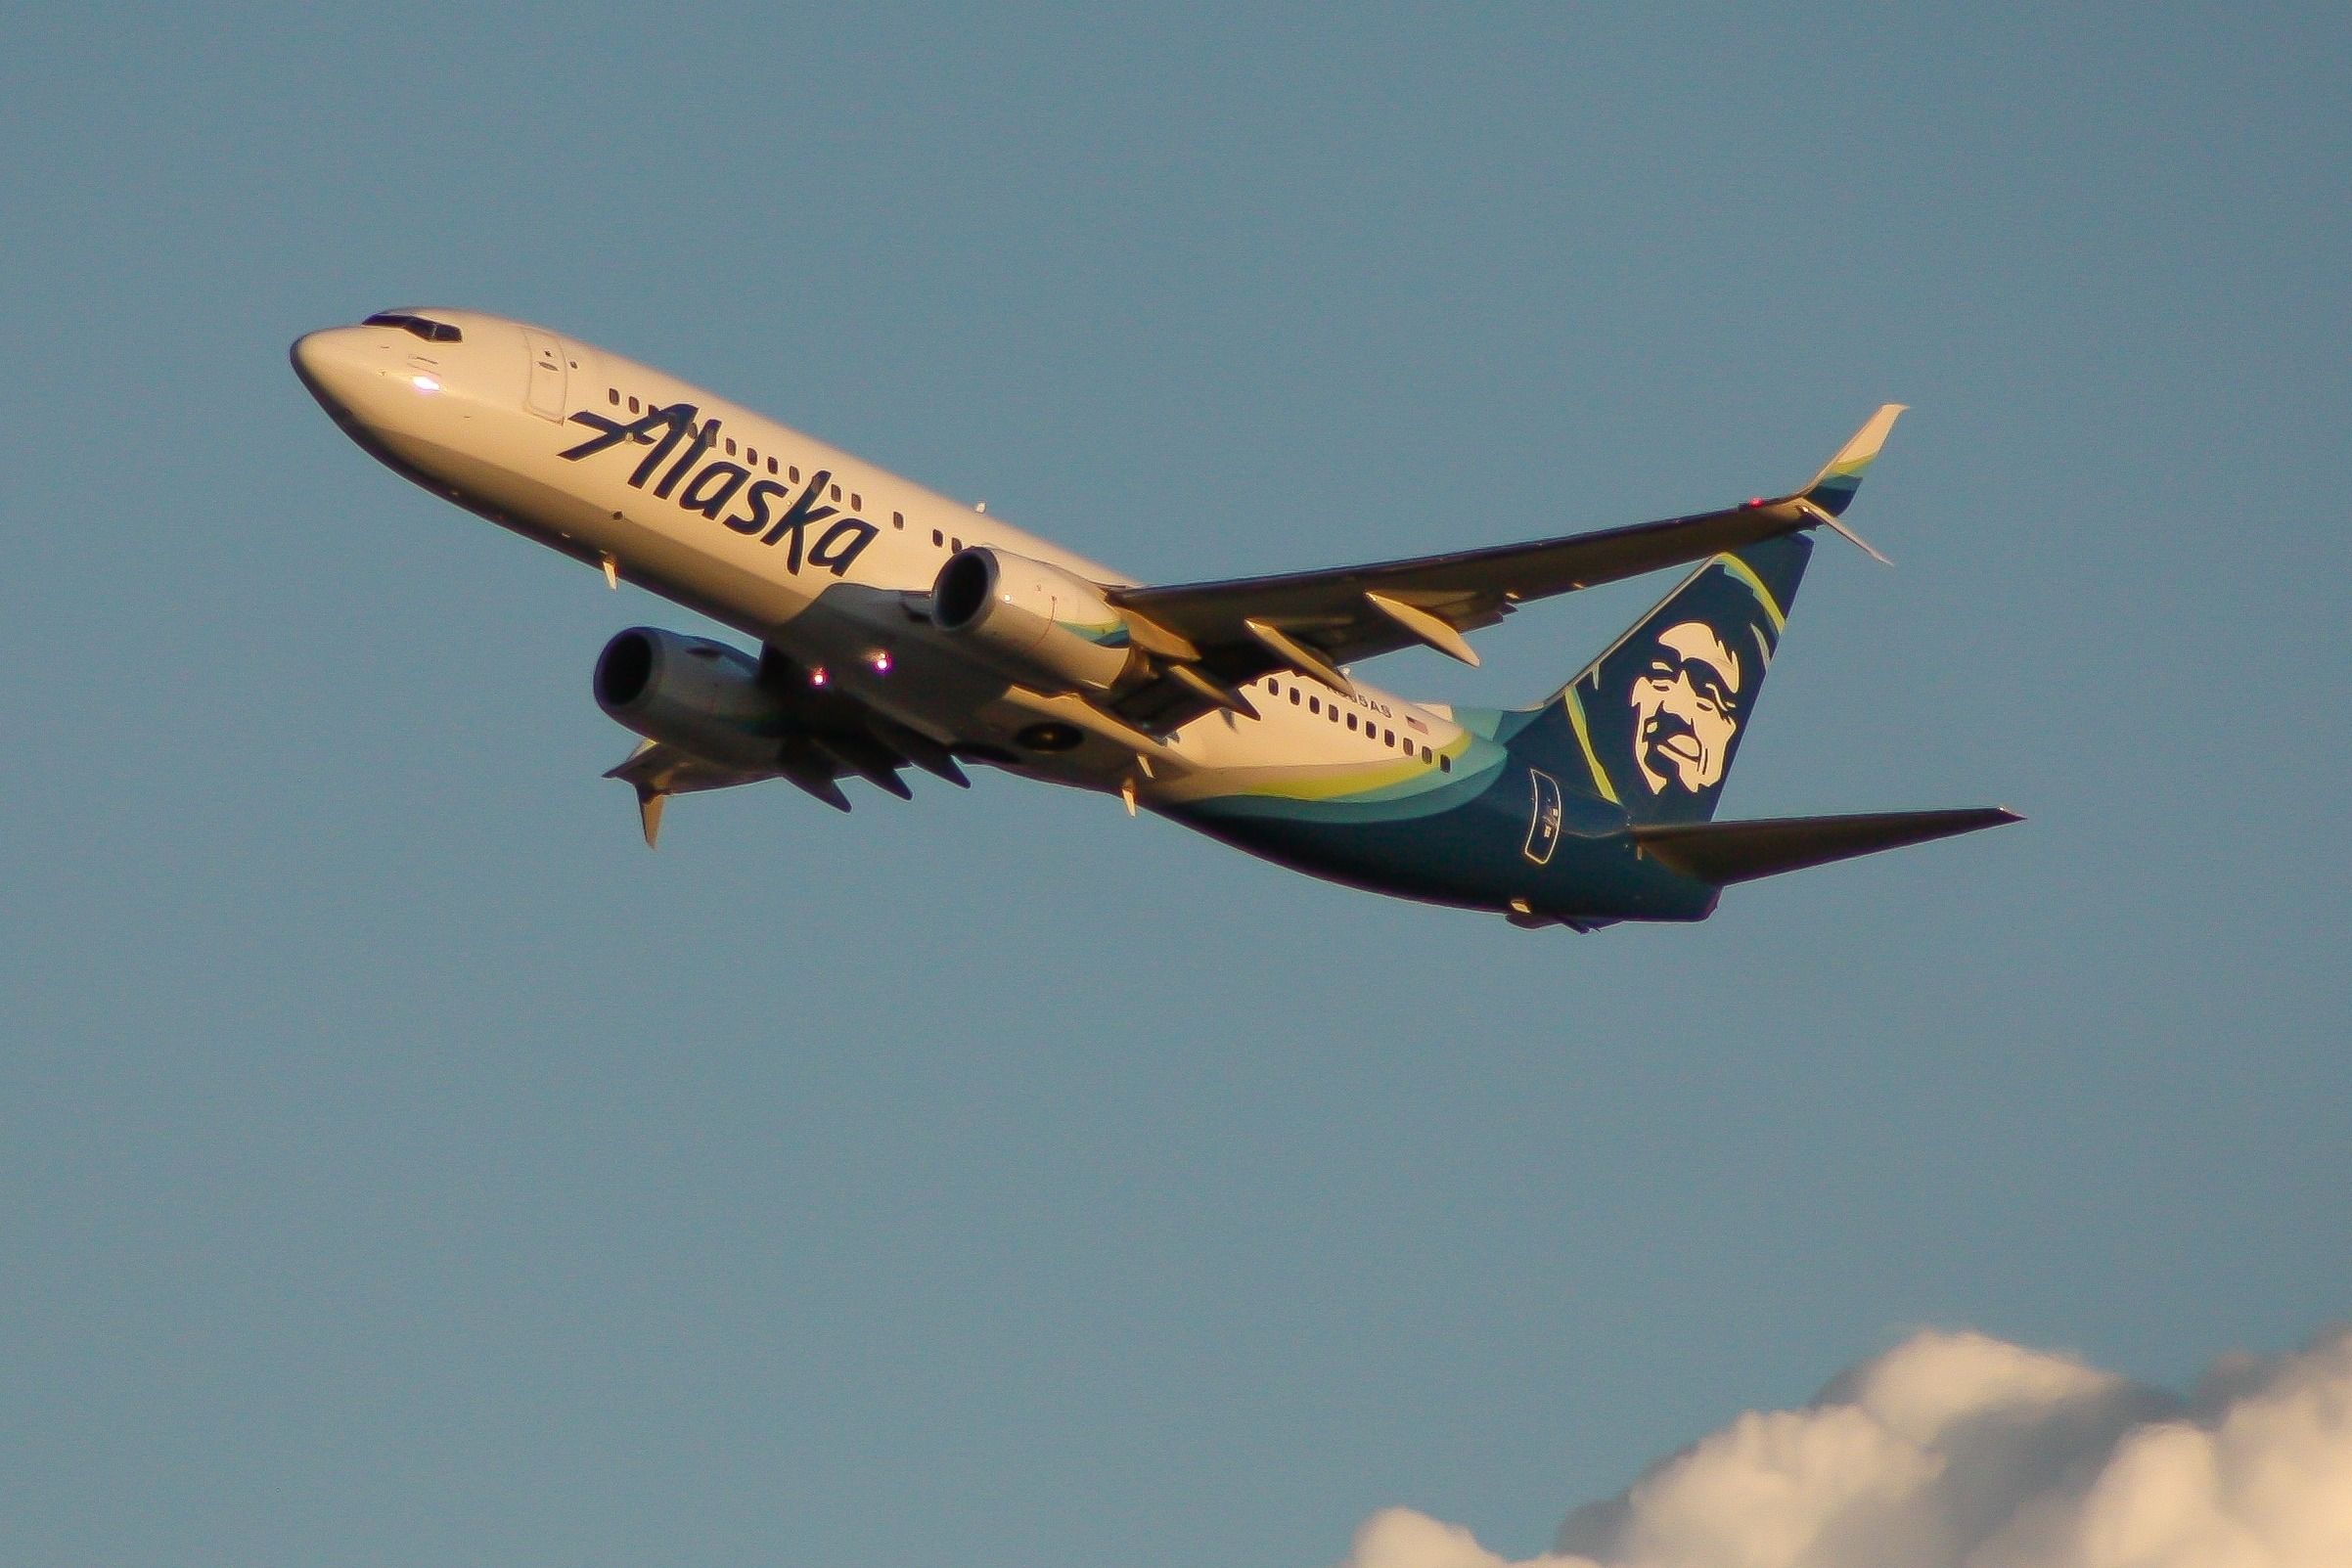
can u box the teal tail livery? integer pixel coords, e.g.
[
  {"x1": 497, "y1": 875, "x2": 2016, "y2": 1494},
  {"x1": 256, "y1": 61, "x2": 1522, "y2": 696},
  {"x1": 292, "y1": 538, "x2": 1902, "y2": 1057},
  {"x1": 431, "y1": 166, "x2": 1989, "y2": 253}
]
[
  {"x1": 1502, "y1": 533, "x2": 1812, "y2": 828},
  {"x1": 292, "y1": 311, "x2": 2016, "y2": 931}
]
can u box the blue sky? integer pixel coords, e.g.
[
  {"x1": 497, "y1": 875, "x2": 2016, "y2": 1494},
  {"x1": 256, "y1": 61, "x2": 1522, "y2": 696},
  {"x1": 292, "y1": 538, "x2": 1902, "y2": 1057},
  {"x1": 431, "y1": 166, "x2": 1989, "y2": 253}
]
[{"x1": 4, "y1": 7, "x2": 2346, "y2": 1566}]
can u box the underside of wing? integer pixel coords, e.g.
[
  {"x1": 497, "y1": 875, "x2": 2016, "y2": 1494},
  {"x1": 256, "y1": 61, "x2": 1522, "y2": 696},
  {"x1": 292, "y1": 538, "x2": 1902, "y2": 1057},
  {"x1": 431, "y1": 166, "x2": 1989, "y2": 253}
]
[
  {"x1": 600, "y1": 640, "x2": 975, "y2": 845},
  {"x1": 605, "y1": 739, "x2": 800, "y2": 845}
]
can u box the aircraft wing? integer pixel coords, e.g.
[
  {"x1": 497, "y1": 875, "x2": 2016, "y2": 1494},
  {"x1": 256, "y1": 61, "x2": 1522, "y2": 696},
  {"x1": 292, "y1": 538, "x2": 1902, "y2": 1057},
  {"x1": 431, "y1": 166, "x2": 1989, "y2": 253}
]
[
  {"x1": 605, "y1": 739, "x2": 797, "y2": 847},
  {"x1": 605, "y1": 644, "x2": 974, "y2": 845},
  {"x1": 1106, "y1": 406, "x2": 1904, "y2": 730}
]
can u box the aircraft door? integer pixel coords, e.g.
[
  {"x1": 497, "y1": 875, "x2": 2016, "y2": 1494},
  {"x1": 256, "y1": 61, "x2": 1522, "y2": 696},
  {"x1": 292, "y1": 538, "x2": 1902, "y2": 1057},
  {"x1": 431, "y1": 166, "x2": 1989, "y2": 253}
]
[{"x1": 521, "y1": 328, "x2": 568, "y2": 421}]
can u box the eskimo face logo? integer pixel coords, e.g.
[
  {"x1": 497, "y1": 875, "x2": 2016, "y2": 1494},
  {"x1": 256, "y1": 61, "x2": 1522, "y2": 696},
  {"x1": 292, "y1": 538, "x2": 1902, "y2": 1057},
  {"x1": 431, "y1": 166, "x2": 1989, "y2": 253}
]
[{"x1": 1628, "y1": 620, "x2": 1741, "y2": 794}]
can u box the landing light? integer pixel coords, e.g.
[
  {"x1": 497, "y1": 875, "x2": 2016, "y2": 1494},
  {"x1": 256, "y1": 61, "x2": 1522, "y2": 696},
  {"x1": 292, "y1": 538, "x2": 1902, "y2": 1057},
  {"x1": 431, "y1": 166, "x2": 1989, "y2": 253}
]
[
  {"x1": 870, "y1": 650, "x2": 893, "y2": 675},
  {"x1": 411, "y1": 374, "x2": 441, "y2": 392}
]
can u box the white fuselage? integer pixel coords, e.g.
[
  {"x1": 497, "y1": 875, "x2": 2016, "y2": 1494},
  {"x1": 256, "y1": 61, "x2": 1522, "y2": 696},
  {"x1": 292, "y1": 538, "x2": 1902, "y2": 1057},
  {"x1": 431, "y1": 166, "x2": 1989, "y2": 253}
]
[{"x1": 293, "y1": 309, "x2": 1469, "y2": 807}]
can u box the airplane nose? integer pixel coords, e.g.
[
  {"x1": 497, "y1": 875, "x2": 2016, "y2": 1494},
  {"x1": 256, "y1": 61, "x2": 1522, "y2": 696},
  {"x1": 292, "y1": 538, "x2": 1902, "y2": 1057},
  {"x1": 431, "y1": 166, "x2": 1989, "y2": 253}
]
[{"x1": 290, "y1": 326, "x2": 383, "y2": 416}]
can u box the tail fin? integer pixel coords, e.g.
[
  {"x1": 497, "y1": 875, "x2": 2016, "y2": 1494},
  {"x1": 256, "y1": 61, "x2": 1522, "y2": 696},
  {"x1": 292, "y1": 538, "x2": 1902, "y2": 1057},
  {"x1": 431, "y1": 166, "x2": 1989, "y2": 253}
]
[
  {"x1": 1497, "y1": 405, "x2": 1909, "y2": 825},
  {"x1": 1502, "y1": 534, "x2": 1811, "y2": 825}
]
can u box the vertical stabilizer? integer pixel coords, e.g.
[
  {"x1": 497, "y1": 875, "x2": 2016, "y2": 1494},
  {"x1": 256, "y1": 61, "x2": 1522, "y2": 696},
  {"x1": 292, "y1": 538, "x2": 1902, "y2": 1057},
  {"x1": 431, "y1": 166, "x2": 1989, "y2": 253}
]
[{"x1": 1505, "y1": 535, "x2": 1811, "y2": 825}]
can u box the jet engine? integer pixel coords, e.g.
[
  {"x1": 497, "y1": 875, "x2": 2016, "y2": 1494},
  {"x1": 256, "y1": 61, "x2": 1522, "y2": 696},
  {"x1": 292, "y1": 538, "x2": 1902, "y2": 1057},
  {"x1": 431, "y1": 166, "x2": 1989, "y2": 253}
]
[
  {"x1": 593, "y1": 627, "x2": 790, "y2": 769},
  {"x1": 928, "y1": 548, "x2": 1137, "y2": 693}
]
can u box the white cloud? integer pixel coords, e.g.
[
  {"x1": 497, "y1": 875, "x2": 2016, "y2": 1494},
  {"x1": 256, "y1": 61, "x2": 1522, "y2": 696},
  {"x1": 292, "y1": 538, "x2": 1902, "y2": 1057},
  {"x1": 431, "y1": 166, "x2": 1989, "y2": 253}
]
[{"x1": 1339, "y1": 1324, "x2": 2352, "y2": 1568}]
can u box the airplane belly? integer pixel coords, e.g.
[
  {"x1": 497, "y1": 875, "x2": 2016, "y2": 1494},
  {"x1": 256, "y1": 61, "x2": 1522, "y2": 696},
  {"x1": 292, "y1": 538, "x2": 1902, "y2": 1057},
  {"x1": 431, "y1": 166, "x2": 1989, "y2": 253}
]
[{"x1": 1164, "y1": 766, "x2": 1714, "y2": 920}]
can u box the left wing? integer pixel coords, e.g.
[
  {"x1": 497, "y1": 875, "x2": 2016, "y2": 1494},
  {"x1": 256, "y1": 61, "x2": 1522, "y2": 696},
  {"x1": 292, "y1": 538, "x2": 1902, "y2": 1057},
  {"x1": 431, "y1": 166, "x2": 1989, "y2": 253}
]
[
  {"x1": 1106, "y1": 406, "x2": 1904, "y2": 728},
  {"x1": 606, "y1": 644, "x2": 973, "y2": 846},
  {"x1": 606, "y1": 739, "x2": 803, "y2": 846}
]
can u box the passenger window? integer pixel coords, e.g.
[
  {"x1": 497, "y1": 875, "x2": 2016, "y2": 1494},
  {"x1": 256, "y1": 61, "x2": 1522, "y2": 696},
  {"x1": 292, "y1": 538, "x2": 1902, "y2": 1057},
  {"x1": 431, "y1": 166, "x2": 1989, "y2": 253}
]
[
  {"x1": 829, "y1": 484, "x2": 841, "y2": 502},
  {"x1": 746, "y1": 447, "x2": 757, "y2": 465},
  {"x1": 1383, "y1": 729, "x2": 1394, "y2": 746},
  {"x1": 1439, "y1": 755, "x2": 1452, "y2": 772},
  {"x1": 608, "y1": 388, "x2": 619, "y2": 406},
  {"x1": 790, "y1": 467, "x2": 800, "y2": 483},
  {"x1": 1346, "y1": 714, "x2": 1358, "y2": 731},
  {"x1": 952, "y1": 537, "x2": 963, "y2": 552},
  {"x1": 893, "y1": 512, "x2": 905, "y2": 530},
  {"x1": 932, "y1": 529, "x2": 943, "y2": 547},
  {"x1": 851, "y1": 493, "x2": 862, "y2": 511},
  {"x1": 767, "y1": 457, "x2": 778, "y2": 474},
  {"x1": 725, "y1": 438, "x2": 737, "y2": 456},
  {"x1": 1420, "y1": 744, "x2": 1432, "y2": 761},
  {"x1": 1289, "y1": 688, "x2": 1300, "y2": 705},
  {"x1": 628, "y1": 396, "x2": 641, "y2": 413},
  {"x1": 1308, "y1": 696, "x2": 1320, "y2": 714}
]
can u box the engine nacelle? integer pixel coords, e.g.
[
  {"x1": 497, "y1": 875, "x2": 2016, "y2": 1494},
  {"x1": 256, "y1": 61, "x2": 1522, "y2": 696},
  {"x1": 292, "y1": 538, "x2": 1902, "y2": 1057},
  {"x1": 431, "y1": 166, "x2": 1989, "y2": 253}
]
[
  {"x1": 928, "y1": 548, "x2": 1136, "y2": 693},
  {"x1": 593, "y1": 627, "x2": 789, "y2": 770}
]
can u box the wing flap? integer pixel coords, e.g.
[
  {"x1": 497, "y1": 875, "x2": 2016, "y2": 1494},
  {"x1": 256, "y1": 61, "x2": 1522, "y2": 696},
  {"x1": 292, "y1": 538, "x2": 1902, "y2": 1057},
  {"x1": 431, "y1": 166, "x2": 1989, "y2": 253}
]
[{"x1": 1631, "y1": 807, "x2": 2020, "y2": 885}]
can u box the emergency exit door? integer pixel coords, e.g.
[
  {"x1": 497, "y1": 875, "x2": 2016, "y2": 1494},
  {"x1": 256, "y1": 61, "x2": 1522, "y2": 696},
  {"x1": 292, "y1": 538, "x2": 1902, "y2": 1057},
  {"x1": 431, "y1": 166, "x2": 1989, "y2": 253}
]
[{"x1": 521, "y1": 329, "x2": 567, "y2": 421}]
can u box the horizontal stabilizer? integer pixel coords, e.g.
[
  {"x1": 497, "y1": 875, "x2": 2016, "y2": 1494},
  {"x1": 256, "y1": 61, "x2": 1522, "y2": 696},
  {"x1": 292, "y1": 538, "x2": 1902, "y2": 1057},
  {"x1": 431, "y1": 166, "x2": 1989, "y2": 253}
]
[{"x1": 1632, "y1": 806, "x2": 2019, "y2": 884}]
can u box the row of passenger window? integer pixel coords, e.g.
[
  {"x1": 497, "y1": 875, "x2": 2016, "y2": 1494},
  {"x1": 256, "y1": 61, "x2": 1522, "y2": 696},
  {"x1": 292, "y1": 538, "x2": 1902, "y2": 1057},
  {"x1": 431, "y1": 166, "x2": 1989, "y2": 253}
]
[
  {"x1": 607, "y1": 387, "x2": 913, "y2": 530},
  {"x1": 1260, "y1": 678, "x2": 1451, "y2": 771}
]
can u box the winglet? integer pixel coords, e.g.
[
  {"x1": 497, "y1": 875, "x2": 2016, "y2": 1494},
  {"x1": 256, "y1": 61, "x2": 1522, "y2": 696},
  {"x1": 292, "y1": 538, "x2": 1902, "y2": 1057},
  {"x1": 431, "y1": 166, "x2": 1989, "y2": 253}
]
[{"x1": 1798, "y1": 403, "x2": 1906, "y2": 518}]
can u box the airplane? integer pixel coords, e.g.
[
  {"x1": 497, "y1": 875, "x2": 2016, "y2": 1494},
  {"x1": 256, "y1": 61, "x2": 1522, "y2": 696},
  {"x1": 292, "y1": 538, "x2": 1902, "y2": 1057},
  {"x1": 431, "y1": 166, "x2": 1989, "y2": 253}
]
[{"x1": 291, "y1": 308, "x2": 2015, "y2": 930}]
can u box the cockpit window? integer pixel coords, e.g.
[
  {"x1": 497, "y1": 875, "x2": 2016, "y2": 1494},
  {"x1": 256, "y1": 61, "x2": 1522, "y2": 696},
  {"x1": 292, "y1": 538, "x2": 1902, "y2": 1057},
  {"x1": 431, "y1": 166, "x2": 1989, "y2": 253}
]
[{"x1": 363, "y1": 312, "x2": 463, "y2": 343}]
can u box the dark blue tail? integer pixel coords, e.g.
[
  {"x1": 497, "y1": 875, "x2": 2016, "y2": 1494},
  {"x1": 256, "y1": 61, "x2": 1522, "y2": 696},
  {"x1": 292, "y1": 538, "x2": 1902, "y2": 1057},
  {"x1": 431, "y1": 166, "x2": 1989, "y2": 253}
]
[{"x1": 1500, "y1": 535, "x2": 1812, "y2": 825}]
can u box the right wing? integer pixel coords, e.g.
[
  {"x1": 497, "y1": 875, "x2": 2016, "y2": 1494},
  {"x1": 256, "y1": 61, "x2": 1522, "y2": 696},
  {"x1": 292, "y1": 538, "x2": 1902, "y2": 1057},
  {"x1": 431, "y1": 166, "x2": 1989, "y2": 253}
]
[{"x1": 1106, "y1": 406, "x2": 1906, "y2": 730}]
